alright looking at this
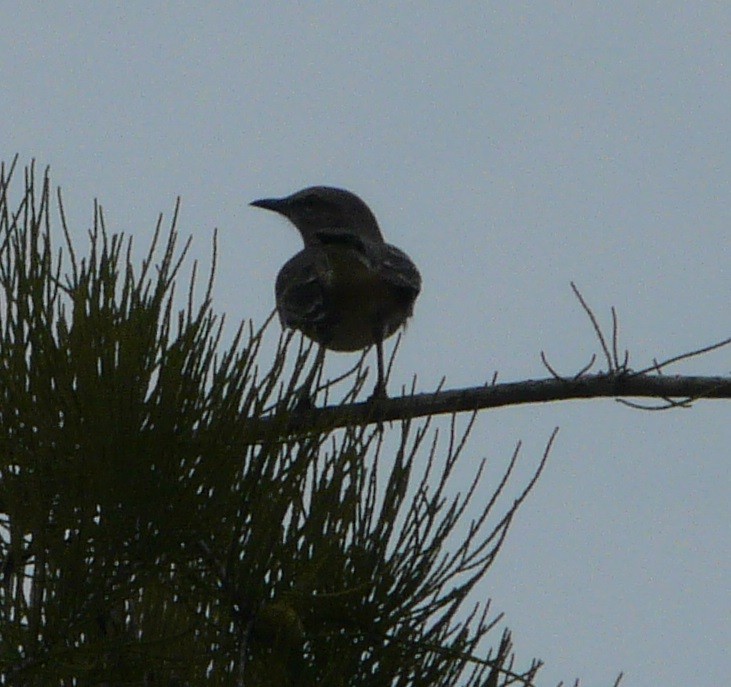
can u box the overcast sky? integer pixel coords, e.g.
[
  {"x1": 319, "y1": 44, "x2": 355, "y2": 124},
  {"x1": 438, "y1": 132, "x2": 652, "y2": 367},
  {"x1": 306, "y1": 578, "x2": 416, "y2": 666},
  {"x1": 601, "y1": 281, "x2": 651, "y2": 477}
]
[{"x1": 3, "y1": 3, "x2": 729, "y2": 685}]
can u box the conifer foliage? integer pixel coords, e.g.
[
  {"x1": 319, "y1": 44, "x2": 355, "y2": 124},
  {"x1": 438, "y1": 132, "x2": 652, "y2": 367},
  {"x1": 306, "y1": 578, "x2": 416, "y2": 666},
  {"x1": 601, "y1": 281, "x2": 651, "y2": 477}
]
[{"x1": 0, "y1": 160, "x2": 544, "y2": 686}]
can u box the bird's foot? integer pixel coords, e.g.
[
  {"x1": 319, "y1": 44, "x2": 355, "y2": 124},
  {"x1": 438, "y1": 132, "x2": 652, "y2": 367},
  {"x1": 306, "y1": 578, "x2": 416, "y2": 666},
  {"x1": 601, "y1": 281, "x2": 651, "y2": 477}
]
[
  {"x1": 292, "y1": 388, "x2": 316, "y2": 413},
  {"x1": 369, "y1": 380, "x2": 388, "y2": 401}
]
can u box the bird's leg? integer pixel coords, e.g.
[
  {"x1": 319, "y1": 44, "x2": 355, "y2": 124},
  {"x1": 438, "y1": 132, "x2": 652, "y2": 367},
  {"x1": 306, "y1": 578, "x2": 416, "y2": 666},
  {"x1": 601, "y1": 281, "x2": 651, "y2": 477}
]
[
  {"x1": 371, "y1": 339, "x2": 387, "y2": 399},
  {"x1": 294, "y1": 345, "x2": 325, "y2": 411}
]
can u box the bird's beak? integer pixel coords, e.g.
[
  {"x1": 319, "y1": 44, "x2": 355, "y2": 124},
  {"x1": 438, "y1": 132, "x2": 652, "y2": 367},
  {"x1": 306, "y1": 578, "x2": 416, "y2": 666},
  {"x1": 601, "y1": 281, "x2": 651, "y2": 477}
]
[{"x1": 250, "y1": 197, "x2": 287, "y2": 214}]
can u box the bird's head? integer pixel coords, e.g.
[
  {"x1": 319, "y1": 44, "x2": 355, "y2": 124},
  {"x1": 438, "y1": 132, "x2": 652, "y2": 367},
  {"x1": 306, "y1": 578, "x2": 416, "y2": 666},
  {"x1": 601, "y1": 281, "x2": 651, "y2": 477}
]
[{"x1": 250, "y1": 186, "x2": 384, "y2": 245}]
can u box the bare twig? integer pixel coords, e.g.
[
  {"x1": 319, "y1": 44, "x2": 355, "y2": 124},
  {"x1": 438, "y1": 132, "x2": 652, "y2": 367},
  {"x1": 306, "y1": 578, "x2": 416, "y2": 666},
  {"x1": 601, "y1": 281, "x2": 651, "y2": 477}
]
[
  {"x1": 630, "y1": 335, "x2": 731, "y2": 377},
  {"x1": 540, "y1": 351, "x2": 564, "y2": 380},
  {"x1": 610, "y1": 306, "x2": 630, "y2": 371},
  {"x1": 617, "y1": 396, "x2": 694, "y2": 411},
  {"x1": 574, "y1": 354, "x2": 597, "y2": 379},
  {"x1": 571, "y1": 282, "x2": 614, "y2": 371}
]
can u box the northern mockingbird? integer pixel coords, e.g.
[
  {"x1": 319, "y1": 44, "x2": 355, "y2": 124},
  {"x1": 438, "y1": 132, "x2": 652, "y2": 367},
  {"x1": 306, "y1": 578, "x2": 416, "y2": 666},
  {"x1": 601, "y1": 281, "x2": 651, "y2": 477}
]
[{"x1": 251, "y1": 186, "x2": 421, "y2": 398}]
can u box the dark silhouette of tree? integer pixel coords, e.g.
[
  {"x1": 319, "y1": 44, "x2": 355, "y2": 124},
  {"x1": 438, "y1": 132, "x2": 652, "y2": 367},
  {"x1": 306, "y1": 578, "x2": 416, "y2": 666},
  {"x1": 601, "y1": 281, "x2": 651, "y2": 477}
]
[{"x1": 6, "y1": 157, "x2": 726, "y2": 685}]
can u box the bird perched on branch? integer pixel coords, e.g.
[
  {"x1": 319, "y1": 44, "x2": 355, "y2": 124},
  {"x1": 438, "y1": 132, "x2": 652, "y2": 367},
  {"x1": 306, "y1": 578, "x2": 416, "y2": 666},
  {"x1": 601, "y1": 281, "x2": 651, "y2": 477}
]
[{"x1": 251, "y1": 186, "x2": 421, "y2": 398}]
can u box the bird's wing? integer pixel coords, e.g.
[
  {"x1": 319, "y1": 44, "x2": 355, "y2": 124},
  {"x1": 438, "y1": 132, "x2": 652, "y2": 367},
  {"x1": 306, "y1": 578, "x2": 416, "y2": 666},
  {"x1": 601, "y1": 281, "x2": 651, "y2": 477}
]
[
  {"x1": 311, "y1": 231, "x2": 420, "y2": 297},
  {"x1": 275, "y1": 249, "x2": 329, "y2": 329},
  {"x1": 377, "y1": 243, "x2": 422, "y2": 296}
]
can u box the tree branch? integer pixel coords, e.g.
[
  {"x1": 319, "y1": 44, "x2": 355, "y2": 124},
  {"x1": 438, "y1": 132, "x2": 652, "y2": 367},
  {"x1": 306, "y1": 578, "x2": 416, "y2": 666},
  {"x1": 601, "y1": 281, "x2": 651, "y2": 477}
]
[{"x1": 250, "y1": 372, "x2": 731, "y2": 440}]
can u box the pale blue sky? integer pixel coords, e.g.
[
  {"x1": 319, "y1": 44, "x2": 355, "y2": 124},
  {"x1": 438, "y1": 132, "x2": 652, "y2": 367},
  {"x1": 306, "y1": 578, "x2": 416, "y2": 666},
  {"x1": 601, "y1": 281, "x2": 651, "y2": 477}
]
[{"x1": 3, "y1": 3, "x2": 729, "y2": 685}]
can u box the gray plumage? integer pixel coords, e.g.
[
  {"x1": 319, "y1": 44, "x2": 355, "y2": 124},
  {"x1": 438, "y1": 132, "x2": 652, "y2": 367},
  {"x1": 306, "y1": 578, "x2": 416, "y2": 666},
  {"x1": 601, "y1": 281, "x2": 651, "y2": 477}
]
[{"x1": 251, "y1": 186, "x2": 421, "y2": 396}]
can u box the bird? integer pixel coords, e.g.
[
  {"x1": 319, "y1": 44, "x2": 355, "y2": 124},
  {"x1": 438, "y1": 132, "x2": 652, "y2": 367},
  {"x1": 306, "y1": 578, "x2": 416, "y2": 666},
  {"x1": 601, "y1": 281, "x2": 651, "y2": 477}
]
[{"x1": 250, "y1": 186, "x2": 421, "y2": 399}]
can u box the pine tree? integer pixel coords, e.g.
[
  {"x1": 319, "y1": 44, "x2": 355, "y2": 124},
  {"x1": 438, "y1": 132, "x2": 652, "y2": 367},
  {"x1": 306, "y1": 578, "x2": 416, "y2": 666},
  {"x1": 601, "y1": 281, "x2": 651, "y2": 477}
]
[{"x1": 0, "y1": 159, "x2": 548, "y2": 686}]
